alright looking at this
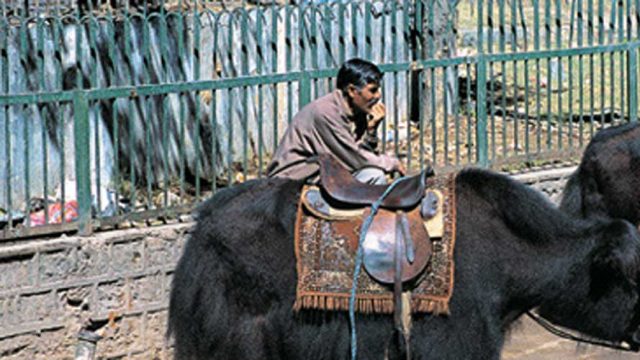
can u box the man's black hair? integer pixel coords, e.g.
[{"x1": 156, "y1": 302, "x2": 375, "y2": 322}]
[{"x1": 336, "y1": 58, "x2": 383, "y2": 92}]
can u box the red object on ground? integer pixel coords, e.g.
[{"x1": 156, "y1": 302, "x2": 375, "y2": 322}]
[{"x1": 30, "y1": 200, "x2": 79, "y2": 226}]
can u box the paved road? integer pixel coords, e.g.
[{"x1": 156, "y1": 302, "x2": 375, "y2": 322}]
[{"x1": 502, "y1": 317, "x2": 639, "y2": 359}]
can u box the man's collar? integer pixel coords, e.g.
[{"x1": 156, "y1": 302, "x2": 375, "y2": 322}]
[{"x1": 335, "y1": 90, "x2": 354, "y2": 118}]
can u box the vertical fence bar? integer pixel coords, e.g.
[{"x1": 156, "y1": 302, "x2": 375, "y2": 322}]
[
  {"x1": 629, "y1": 45, "x2": 638, "y2": 122},
  {"x1": 381, "y1": 2, "x2": 388, "y2": 152},
  {"x1": 54, "y1": 18, "x2": 66, "y2": 218},
  {"x1": 88, "y1": 18, "x2": 103, "y2": 215},
  {"x1": 193, "y1": 8, "x2": 202, "y2": 197},
  {"x1": 404, "y1": 0, "x2": 412, "y2": 170},
  {"x1": 477, "y1": 55, "x2": 489, "y2": 167},
  {"x1": 286, "y1": 4, "x2": 293, "y2": 124},
  {"x1": 241, "y1": 8, "x2": 249, "y2": 181},
  {"x1": 1, "y1": 16, "x2": 11, "y2": 231},
  {"x1": 177, "y1": 11, "x2": 189, "y2": 194},
  {"x1": 618, "y1": 0, "x2": 625, "y2": 123},
  {"x1": 36, "y1": 15, "x2": 49, "y2": 224},
  {"x1": 568, "y1": 0, "x2": 576, "y2": 149},
  {"x1": 107, "y1": 16, "x2": 119, "y2": 217},
  {"x1": 256, "y1": 7, "x2": 264, "y2": 177},
  {"x1": 338, "y1": 1, "x2": 346, "y2": 64},
  {"x1": 466, "y1": 61, "x2": 473, "y2": 164},
  {"x1": 300, "y1": 3, "x2": 307, "y2": 82},
  {"x1": 226, "y1": 14, "x2": 234, "y2": 186},
  {"x1": 428, "y1": 1, "x2": 435, "y2": 165},
  {"x1": 123, "y1": 10, "x2": 137, "y2": 214},
  {"x1": 443, "y1": 67, "x2": 449, "y2": 166},
  {"x1": 545, "y1": 0, "x2": 552, "y2": 149},
  {"x1": 588, "y1": 0, "x2": 595, "y2": 137},
  {"x1": 578, "y1": 0, "x2": 584, "y2": 147},
  {"x1": 555, "y1": 0, "x2": 563, "y2": 149},
  {"x1": 453, "y1": 64, "x2": 460, "y2": 165},
  {"x1": 74, "y1": 91, "x2": 92, "y2": 235},
  {"x1": 211, "y1": 12, "x2": 220, "y2": 192},
  {"x1": 517, "y1": 0, "x2": 529, "y2": 157},
  {"x1": 160, "y1": 10, "x2": 171, "y2": 205},
  {"x1": 310, "y1": 4, "x2": 318, "y2": 98},
  {"x1": 351, "y1": 0, "x2": 358, "y2": 58},
  {"x1": 300, "y1": 72, "x2": 311, "y2": 107},
  {"x1": 488, "y1": 0, "x2": 497, "y2": 161},
  {"x1": 499, "y1": 0, "x2": 507, "y2": 158},
  {"x1": 534, "y1": 0, "x2": 541, "y2": 153},
  {"x1": 19, "y1": 18, "x2": 31, "y2": 225},
  {"x1": 415, "y1": 0, "x2": 424, "y2": 170},
  {"x1": 323, "y1": 4, "x2": 332, "y2": 94},
  {"x1": 271, "y1": 4, "x2": 279, "y2": 154},
  {"x1": 364, "y1": 1, "x2": 372, "y2": 60},
  {"x1": 142, "y1": 12, "x2": 153, "y2": 209},
  {"x1": 598, "y1": 0, "x2": 604, "y2": 129},
  {"x1": 391, "y1": 0, "x2": 399, "y2": 156},
  {"x1": 511, "y1": 0, "x2": 519, "y2": 156}
]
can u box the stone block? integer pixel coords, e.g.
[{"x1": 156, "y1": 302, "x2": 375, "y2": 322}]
[
  {"x1": 130, "y1": 274, "x2": 164, "y2": 305},
  {"x1": 145, "y1": 237, "x2": 174, "y2": 269},
  {"x1": 39, "y1": 248, "x2": 79, "y2": 285},
  {"x1": 0, "y1": 254, "x2": 36, "y2": 291},
  {"x1": 111, "y1": 241, "x2": 144, "y2": 275}
]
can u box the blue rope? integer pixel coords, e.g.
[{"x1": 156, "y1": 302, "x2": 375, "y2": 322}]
[{"x1": 349, "y1": 176, "x2": 410, "y2": 360}]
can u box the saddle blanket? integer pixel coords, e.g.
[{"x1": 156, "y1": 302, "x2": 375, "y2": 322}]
[{"x1": 293, "y1": 173, "x2": 457, "y2": 315}]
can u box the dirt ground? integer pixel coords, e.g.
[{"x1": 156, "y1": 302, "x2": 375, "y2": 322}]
[{"x1": 502, "y1": 316, "x2": 639, "y2": 359}]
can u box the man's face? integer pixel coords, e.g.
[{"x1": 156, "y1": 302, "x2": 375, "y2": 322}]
[{"x1": 347, "y1": 82, "x2": 382, "y2": 114}]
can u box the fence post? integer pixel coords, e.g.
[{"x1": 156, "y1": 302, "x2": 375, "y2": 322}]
[
  {"x1": 410, "y1": 0, "x2": 424, "y2": 133},
  {"x1": 73, "y1": 90, "x2": 93, "y2": 236},
  {"x1": 476, "y1": 55, "x2": 488, "y2": 167},
  {"x1": 629, "y1": 45, "x2": 638, "y2": 122},
  {"x1": 300, "y1": 72, "x2": 311, "y2": 108}
]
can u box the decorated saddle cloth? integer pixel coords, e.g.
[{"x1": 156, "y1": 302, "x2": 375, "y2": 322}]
[{"x1": 293, "y1": 173, "x2": 457, "y2": 315}]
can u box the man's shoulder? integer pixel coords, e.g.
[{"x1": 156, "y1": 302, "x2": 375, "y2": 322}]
[{"x1": 296, "y1": 92, "x2": 342, "y2": 123}]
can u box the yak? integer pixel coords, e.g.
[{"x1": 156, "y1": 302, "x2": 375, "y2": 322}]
[
  {"x1": 168, "y1": 165, "x2": 640, "y2": 359},
  {"x1": 560, "y1": 121, "x2": 640, "y2": 225}
]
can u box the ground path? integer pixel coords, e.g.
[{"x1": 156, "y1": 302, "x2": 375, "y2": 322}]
[{"x1": 502, "y1": 316, "x2": 638, "y2": 359}]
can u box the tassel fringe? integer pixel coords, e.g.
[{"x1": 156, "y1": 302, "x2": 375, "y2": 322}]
[{"x1": 293, "y1": 294, "x2": 450, "y2": 315}]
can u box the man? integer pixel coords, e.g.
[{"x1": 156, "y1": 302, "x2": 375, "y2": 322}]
[{"x1": 267, "y1": 58, "x2": 404, "y2": 184}]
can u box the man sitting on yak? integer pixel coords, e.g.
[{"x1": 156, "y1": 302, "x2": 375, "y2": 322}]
[{"x1": 168, "y1": 66, "x2": 640, "y2": 359}]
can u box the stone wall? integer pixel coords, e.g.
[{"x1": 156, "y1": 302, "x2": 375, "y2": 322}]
[
  {"x1": 513, "y1": 167, "x2": 576, "y2": 205},
  {"x1": 0, "y1": 223, "x2": 191, "y2": 359},
  {"x1": 0, "y1": 167, "x2": 576, "y2": 359}
]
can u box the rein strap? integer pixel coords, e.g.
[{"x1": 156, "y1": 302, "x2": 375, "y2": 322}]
[{"x1": 526, "y1": 311, "x2": 638, "y2": 352}]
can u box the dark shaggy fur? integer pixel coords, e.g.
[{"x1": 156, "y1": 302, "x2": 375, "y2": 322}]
[
  {"x1": 169, "y1": 169, "x2": 640, "y2": 360},
  {"x1": 561, "y1": 122, "x2": 640, "y2": 224}
]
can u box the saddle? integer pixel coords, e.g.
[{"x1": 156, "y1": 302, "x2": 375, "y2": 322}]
[
  {"x1": 317, "y1": 154, "x2": 433, "y2": 209},
  {"x1": 306, "y1": 155, "x2": 441, "y2": 356},
  {"x1": 313, "y1": 154, "x2": 438, "y2": 283}
]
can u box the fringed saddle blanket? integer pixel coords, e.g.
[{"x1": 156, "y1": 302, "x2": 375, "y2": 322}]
[{"x1": 293, "y1": 173, "x2": 457, "y2": 315}]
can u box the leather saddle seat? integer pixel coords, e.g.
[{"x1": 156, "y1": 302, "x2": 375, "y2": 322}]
[
  {"x1": 316, "y1": 154, "x2": 434, "y2": 209},
  {"x1": 307, "y1": 154, "x2": 440, "y2": 285}
]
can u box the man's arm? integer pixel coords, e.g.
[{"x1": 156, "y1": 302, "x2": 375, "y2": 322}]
[
  {"x1": 314, "y1": 114, "x2": 401, "y2": 174},
  {"x1": 358, "y1": 102, "x2": 386, "y2": 152}
]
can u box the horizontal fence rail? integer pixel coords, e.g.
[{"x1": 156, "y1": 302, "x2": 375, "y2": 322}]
[{"x1": 0, "y1": 0, "x2": 638, "y2": 241}]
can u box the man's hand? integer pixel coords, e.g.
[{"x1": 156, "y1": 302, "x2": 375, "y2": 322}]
[
  {"x1": 395, "y1": 161, "x2": 406, "y2": 176},
  {"x1": 390, "y1": 157, "x2": 406, "y2": 176},
  {"x1": 367, "y1": 102, "x2": 386, "y2": 132}
]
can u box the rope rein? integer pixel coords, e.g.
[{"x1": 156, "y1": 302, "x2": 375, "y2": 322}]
[
  {"x1": 349, "y1": 176, "x2": 410, "y2": 360},
  {"x1": 526, "y1": 311, "x2": 639, "y2": 352}
]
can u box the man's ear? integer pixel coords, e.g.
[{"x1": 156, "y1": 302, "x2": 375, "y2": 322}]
[{"x1": 345, "y1": 84, "x2": 357, "y2": 99}]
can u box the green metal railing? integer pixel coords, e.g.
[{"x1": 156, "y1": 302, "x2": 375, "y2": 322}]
[{"x1": 1, "y1": 0, "x2": 638, "y2": 239}]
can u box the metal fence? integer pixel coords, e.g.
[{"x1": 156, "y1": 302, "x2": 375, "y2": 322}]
[{"x1": 0, "y1": 0, "x2": 638, "y2": 240}]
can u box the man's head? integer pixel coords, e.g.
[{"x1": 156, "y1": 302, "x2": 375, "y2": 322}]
[{"x1": 337, "y1": 58, "x2": 383, "y2": 115}]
